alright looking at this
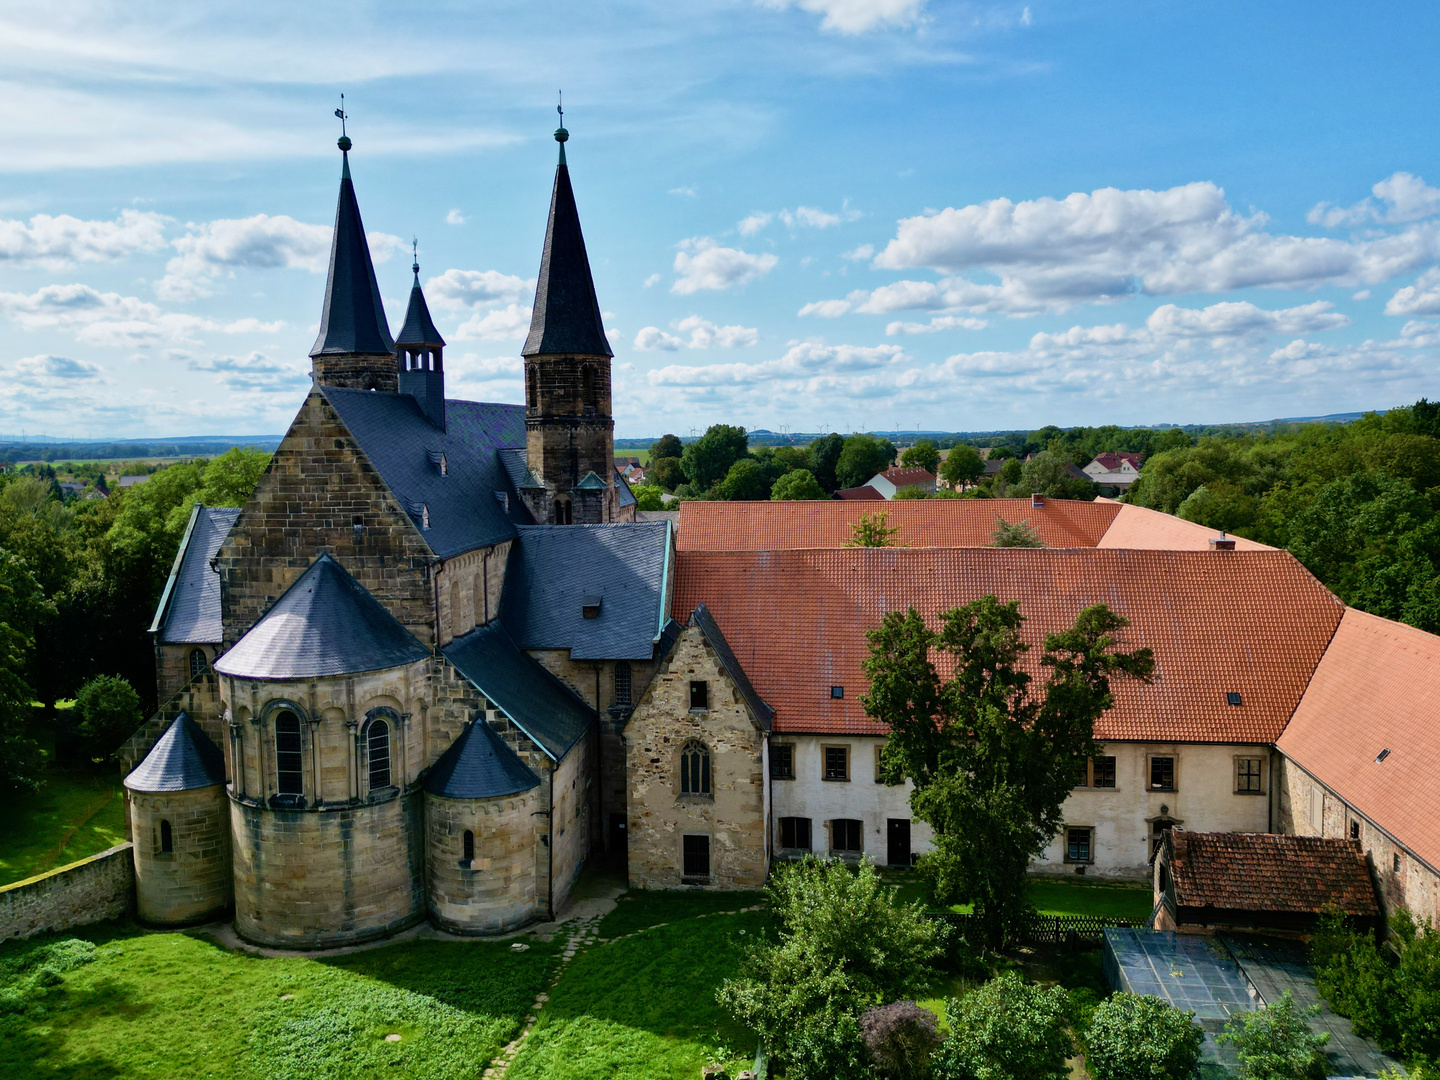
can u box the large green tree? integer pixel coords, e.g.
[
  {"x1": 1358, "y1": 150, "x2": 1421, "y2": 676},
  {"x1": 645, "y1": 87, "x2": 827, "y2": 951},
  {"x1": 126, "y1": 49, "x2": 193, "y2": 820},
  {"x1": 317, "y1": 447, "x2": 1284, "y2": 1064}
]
[
  {"x1": 650, "y1": 433, "x2": 684, "y2": 461},
  {"x1": 808, "y1": 433, "x2": 845, "y2": 493},
  {"x1": 836, "y1": 434, "x2": 898, "y2": 490},
  {"x1": 941, "y1": 445, "x2": 986, "y2": 489},
  {"x1": 900, "y1": 440, "x2": 941, "y2": 475},
  {"x1": 716, "y1": 458, "x2": 771, "y2": 501},
  {"x1": 681, "y1": 424, "x2": 749, "y2": 490},
  {"x1": 864, "y1": 597, "x2": 1154, "y2": 946},
  {"x1": 0, "y1": 549, "x2": 53, "y2": 795},
  {"x1": 771, "y1": 469, "x2": 827, "y2": 500}
]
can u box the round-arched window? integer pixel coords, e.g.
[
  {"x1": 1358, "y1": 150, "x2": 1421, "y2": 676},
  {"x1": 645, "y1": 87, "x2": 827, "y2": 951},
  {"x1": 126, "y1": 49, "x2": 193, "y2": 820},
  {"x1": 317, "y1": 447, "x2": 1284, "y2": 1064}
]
[
  {"x1": 680, "y1": 741, "x2": 711, "y2": 796},
  {"x1": 368, "y1": 719, "x2": 392, "y2": 790},
  {"x1": 275, "y1": 711, "x2": 303, "y2": 795},
  {"x1": 189, "y1": 648, "x2": 208, "y2": 680}
]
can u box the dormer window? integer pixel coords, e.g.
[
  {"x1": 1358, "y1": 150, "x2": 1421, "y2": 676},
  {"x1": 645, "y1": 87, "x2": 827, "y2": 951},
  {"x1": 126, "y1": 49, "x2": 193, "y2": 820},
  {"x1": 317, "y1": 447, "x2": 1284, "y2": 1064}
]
[
  {"x1": 582, "y1": 595, "x2": 602, "y2": 620},
  {"x1": 422, "y1": 504, "x2": 430, "y2": 529},
  {"x1": 440, "y1": 454, "x2": 447, "y2": 476}
]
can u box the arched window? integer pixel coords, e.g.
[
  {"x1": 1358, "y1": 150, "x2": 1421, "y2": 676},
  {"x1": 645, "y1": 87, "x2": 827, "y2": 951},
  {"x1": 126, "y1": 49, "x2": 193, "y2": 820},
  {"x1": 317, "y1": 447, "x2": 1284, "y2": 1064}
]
[
  {"x1": 189, "y1": 649, "x2": 208, "y2": 680},
  {"x1": 159, "y1": 819, "x2": 173, "y2": 854},
  {"x1": 614, "y1": 661, "x2": 632, "y2": 707},
  {"x1": 680, "y1": 741, "x2": 711, "y2": 796},
  {"x1": 526, "y1": 367, "x2": 539, "y2": 412},
  {"x1": 581, "y1": 364, "x2": 598, "y2": 410},
  {"x1": 368, "y1": 719, "x2": 392, "y2": 790},
  {"x1": 463, "y1": 830, "x2": 475, "y2": 864},
  {"x1": 275, "y1": 711, "x2": 303, "y2": 795},
  {"x1": 553, "y1": 498, "x2": 572, "y2": 526}
]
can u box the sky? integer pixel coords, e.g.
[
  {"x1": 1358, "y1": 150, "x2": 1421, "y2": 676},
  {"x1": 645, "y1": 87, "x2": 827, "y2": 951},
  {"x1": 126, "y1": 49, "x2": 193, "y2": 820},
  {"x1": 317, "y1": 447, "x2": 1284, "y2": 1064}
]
[{"x1": 3, "y1": 1, "x2": 1440, "y2": 440}]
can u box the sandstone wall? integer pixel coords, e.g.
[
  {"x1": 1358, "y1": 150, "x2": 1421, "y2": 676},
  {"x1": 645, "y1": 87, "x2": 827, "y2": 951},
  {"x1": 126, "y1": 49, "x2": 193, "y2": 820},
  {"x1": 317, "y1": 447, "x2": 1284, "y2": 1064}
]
[
  {"x1": 626, "y1": 624, "x2": 767, "y2": 890},
  {"x1": 548, "y1": 733, "x2": 594, "y2": 914},
  {"x1": 154, "y1": 643, "x2": 216, "y2": 705},
  {"x1": 435, "y1": 541, "x2": 511, "y2": 648},
  {"x1": 425, "y1": 790, "x2": 539, "y2": 933},
  {"x1": 311, "y1": 353, "x2": 398, "y2": 392},
  {"x1": 131, "y1": 785, "x2": 232, "y2": 925},
  {"x1": 522, "y1": 353, "x2": 618, "y2": 524},
  {"x1": 0, "y1": 844, "x2": 135, "y2": 941}
]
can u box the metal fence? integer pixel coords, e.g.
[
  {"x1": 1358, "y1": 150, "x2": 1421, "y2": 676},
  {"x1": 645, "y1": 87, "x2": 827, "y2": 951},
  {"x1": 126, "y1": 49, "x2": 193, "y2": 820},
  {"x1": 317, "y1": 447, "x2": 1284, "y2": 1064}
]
[{"x1": 929, "y1": 911, "x2": 1147, "y2": 947}]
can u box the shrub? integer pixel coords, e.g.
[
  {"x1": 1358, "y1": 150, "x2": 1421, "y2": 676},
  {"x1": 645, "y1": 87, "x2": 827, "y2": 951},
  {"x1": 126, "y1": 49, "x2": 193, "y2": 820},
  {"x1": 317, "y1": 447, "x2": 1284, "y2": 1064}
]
[
  {"x1": 630, "y1": 484, "x2": 665, "y2": 511},
  {"x1": 75, "y1": 674, "x2": 142, "y2": 758},
  {"x1": 931, "y1": 972, "x2": 1072, "y2": 1080},
  {"x1": 1217, "y1": 991, "x2": 1329, "y2": 1080},
  {"x1": 771, "y1": 469, "x2": 827, "y2": 501},
  {"x1": 861, "y1": 1000, "x2": 942, "y2": 1080},
  {"x1": 1084, "y1": 992, "x2": 1203, "y2": 1080}
]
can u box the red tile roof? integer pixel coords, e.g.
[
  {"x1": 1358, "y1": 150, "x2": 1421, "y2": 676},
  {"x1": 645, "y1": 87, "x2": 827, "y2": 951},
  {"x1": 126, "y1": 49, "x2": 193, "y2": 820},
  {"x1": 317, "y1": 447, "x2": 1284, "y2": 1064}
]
[
  {"x1": 1092, "y1": 451, "x2": 1143, "y2": 470},
  {"x1": 1277, "y1": 608, "x2": 1440, "y2": 872},
  {"x1": 1167, "y1": 830, "x2": 1378, "y2": 917},
  {"x1": 672, "y1": 548, "x2": 1342, "y2": 739},
  {"x1": 1097, "y1": 502, "x2": 1273, "y2": 551},
  {"x1": 676, "y1": 498, "x2": 1122, "y2": 550},
  {"x1": 881, "y1": 466, "x2": 936, "y2": 485}
]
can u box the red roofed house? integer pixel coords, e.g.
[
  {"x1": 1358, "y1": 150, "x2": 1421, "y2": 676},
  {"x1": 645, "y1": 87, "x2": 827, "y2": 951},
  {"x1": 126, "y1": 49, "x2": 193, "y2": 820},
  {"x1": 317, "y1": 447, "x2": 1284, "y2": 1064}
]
[
  {"x1": 1083, "y1": 452, "x2": 1143, "y2": 492},
  {"x1": 864, "y1": 466, "x2": 937, "y2": 498}
]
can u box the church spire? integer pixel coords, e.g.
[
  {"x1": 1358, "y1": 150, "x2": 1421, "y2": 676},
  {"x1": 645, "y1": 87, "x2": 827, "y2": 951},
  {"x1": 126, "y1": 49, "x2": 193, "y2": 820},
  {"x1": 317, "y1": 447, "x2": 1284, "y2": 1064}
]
[
  {"x1": 521, "y1": 117, "x2": 612, "y2": 359},
  {"x1": 397, "y1": 244, "x2": 447, "y2": 430},
  {"x1": 310, "y1": 120, "x2": 397, "y2": 390}
]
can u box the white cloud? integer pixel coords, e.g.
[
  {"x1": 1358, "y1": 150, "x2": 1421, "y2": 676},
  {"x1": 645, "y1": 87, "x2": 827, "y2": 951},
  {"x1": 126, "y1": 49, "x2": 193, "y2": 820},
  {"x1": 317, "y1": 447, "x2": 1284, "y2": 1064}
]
[
  {"x1": 672, "y1": 238, "x2": 778, "y2": 294},
  {"x1": 799, "y1": 298, "x2": 856, "y2": 318},
  {"x1": 0, "y1": 282, "x2": 284, "y2": 347},
  {"x1": 1270, "y1": 340, "x2": 1332, "y2": 362},
  {"x1": 446, "y1": 209, "x2": 467, "y2": 226},
  {"x1": 11, "y1": 353, "x2": 102, "y2": 383},
  {"x1": 1352, "y1": 289, "x2": 1372, "y2": 301},
  {"x1": 1144, "y1": 300, "x2": 1350, "y2": 338},
  {"x1": 635, "y1": 315, "x2": 759, "y2": 351},
  {"x1": 738, "y1": 212, "x2": 773, "y2": 237},
  {"x1": 649, "y1": 340, "x2": 906, "y2": 386},
  {"x1": 643, "y1": 273, "x2": 661, "y2": 288},
  {"x1": 669, "y1": 186, "x2": 699, "y2": 198},
  {"x1": 844, "y1": 243, "x2": 875, "y2": 261},
  {"x1": 759, "y1": 0, "x2": 927, "y2": 34},
  {"x1": 779, "y1": 203, "x2": 862, "y2": 229},
  {"x1": 0, "y1": 209, "x2": 166, "y2": 267},
  {"x1": 1309, "y1": 172, "x2": 1440, "y2": 228},
  {"x1": 635, "y1": 326, "x2": 684, "y2": 351},
  {"x1": 424, "y1": 268, "x2": 531, "y2": 310},
  {"x1": 886, "y1": 315, "x2": 989, "y2": 335},
  {"x1": 188, "y1": 351, "x2": 309, "y2": 393},
  {"x1": 454, "y1": 303, "x2": 532, "y2": 341},
  {"x1": 1020, "y1": 6, "x2": 1032, "y2": 25},
  {"x1": 1385, "y1": 267, "x2": 1440, "y2": 316},
  {"x1": 445, "y1": 353, "x2": 524, "y2": 399}
]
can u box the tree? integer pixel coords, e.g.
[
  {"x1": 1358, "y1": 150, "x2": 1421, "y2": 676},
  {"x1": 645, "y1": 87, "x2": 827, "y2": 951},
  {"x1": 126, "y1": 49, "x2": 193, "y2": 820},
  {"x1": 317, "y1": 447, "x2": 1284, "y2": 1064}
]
[
  {"x1": 650, "y1": 433, "x2": 684, "y2": 461},
  {"x1": 864, "y1": 598, "x2": 1154, "y2": 946},
  {"x1": 847, "y1": 511, "x2": 901, "y2": 548},
  {"x1": 941, "y1": 445, "x2": 986, "y2": 489},
  {"x1": 719, "y1": 857, "x2": 942, "y2": 1080},
  {"x1": 901, "y1": 440, "x2": 941, "y2": 475},
  {"x1": 630, "y1": 484, "x2": 666, "y2": 511},
  {"x1": 647, "y1": 457, "x2": 686, "y2": 491},
  {"x1": 992, "y1": 518, "x2": 1044, "y2": 548},
  {"x1": 837, "y1": 434, "x2": 898, "y2": 490},
  {"x1": 931, "y1": 972, "x2": 1072, "y2": 1080},
  {"x1": 716, "y1": 459, "x2": 771, "y2": 501},
  {"x1": 861, "y1": 1000, "x2": 942, "y2": 1080},
  {"x1": 808, "y1": 433, "x2": 845, "y2": 493},
  {"x1": 892, "y1": 486, "x2": 930, "y2": 500},
  {"x1": 0, "y1": 549, "x2": 52, "y2": 796},
  {"x1": 1019, "y1": 451, "x2": 1095, "y2": 500},
  {"x1": 772, "y1": 469, "x2": 828, "y2": 500},
  {"x1": 681, "y1": 424, "x2": 748, "y2": 490},
  {"x1": 1217, "y1": 991, "x2": 1328, "y2": 1080},
  {"x1": 1084, "y1": 993, "x2": 1203, "y2": 1080},
  {"x1": 75, "y1": 674, "x2": 143, "y2": 759},
  {"x1": 166, "y1": 448, "x2": 272, "y2": 537}
]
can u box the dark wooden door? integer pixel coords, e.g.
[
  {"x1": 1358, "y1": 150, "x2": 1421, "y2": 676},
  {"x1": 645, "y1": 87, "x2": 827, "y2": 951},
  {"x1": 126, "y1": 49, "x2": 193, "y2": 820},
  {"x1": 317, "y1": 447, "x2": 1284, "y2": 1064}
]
[{"x1": 887, "y1": 818, "x2": 911, "y2": 866}]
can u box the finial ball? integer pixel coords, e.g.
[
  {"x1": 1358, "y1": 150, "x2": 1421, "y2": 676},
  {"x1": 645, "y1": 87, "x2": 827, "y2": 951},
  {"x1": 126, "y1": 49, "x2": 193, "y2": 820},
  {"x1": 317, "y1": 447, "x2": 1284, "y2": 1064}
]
[
  {"x1": 554, "y1": 127, "x2": 569, "y2": 143},
  {"x1": 337, "y1": 135, "x2": 352, "y2": 153}
]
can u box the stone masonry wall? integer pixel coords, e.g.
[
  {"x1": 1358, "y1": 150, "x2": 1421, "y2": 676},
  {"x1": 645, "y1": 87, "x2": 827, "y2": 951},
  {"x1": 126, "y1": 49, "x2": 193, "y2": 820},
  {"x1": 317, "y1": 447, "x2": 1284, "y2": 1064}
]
[
  {"x1": 425, "y1": 790, "x2": 539, "y2": 933},
  {"x1": 626, "y1": 624, "x2": 767, "y2": 890},
  {"x1": 0, "y1": 844, "x2": 135, "y2": 941},
  {"x1": 215, "y1": 389, "x2": 437, "y2": 649},
  {"x1": 131, "y1": 785, "x2": 232, "y2": 925},
  {"x1": 311, "y1": 353, "x2": 399, "y2": 392},
  {"x1": 435, "y1": 540, "x2": 510, "y2": 648},
  {"x1": 523, "y1": 353, "x2": 616, "y2": 525},
  {"x1": 155, "y1": 643, "x2": 217, "y2": 705}
]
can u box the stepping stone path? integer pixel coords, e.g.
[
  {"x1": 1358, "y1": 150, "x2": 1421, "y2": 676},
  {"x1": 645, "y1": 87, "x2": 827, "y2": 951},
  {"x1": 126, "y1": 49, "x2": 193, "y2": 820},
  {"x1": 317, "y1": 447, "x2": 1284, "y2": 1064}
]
[{"x1": 482, "y1": 915, "x2": 602, "y2": 1080}]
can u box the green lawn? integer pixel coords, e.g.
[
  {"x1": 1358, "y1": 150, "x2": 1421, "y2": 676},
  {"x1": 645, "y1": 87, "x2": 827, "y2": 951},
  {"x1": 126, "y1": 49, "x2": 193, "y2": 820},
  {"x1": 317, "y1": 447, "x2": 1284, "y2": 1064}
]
[
  {"x1": 508, "y1": 906, "x2": 765, "y2": 1080},
  {"x1": 597, "y1": 889, "x2": 764, "y2": 939},
  {"x1": 885, "y1": 871, "x2": 1152, "y2": 920},
  {"x1": 0, "y1": 769, "x2": 129, "y2": 887},
  {"x1": 0, "y1": 926, "x2": 560, "y2": 1080}
]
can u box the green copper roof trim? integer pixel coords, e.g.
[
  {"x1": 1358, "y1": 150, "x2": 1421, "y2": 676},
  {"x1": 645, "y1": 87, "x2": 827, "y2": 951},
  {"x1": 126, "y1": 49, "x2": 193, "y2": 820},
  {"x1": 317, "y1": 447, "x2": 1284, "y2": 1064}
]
[
  {"x1": 150, "y1": 502, "x2": 203, "y2": 634},
  {"x1": 574, "y1": 470, "x2": 607, "y2": 491},
  {"x1": 655, "y1": 519, "x2": 673, "y2": 643},
  {"x1": 555, "y1": 125, "x2": 568, "y2": 165}
]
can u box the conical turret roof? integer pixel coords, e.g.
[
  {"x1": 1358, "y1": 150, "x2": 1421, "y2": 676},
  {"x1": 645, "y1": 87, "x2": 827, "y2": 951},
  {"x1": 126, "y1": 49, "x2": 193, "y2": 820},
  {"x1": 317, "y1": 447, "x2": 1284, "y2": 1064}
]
[
  {"x1": 522, "y1": 130, "x2": 612, "y2": 358},
  {"x1": 124, "y1": 713, "x2": 226, "y2": 793},
  {"x1": 311, "y1": 143, "x2": 395, "y2": 358},
  {"x1": 425, "y1": 719, "x2": 540, "y2": 799},
  {"x1": 396, "y1": 259, "x2": 445, "y2": 348}
]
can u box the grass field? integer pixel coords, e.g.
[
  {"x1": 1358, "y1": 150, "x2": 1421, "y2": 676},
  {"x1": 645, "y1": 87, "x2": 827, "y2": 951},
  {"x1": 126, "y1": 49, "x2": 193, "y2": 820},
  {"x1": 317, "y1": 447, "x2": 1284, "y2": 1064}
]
[
  {"x1": 0, "y1": 769, "x2": 128, "y2": 887},
  {"x1": 0, "y1": 926, "x2": 560, "y2": 1080},
  {"x1": 886, "y1": 871, "x2": 1153, "y2": 920}
]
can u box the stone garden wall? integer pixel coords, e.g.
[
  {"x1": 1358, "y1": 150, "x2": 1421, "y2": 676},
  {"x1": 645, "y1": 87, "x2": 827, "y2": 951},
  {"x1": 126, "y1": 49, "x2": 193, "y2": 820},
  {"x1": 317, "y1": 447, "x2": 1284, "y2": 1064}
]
[{"x1": 0, "y1": 843, "x2": 135, "y2": 941}]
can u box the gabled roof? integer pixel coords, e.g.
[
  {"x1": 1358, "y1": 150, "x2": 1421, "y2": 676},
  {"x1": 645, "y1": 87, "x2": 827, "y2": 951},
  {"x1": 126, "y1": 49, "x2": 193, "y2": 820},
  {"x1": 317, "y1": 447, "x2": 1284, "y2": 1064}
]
[
  {"x1": 877, "y1": 466, "x2": 935, "y2": 486},
  {"x1": 443, "y1": 621, "x2": 593, "y2": 760},
  {"x1": 522, "y1": 148, "x2": 612, "y2": 359},
  {"x1": 1096, "y1": 501, "x2": 1272, "y2": 551},
  {"x1": 677, "y1": 498, "x2": 1122, "y2": 550},
  {"x1": 310, "y1": 149, "x2": 395, "y2": 359},
  {"x1": 689, "y1": 603, "x2": 772, "y2": 730},
  {"x1": 1166, "y1": 830, "x2": 1378, "y2": 918},
  {"x1": 124, "y1": 713, "x2": 226, "y2": 793},
  {"x1": 1278, "y1": 607, "x2": 1440, "y2": 873},
  {"x1": 834, "y1": 485, "x2": 888, "y2": 501},
  {"x1": 396, "y1": 263, "x2": 445, "y2": 348},
  {"x1": 321, "y1": 387, "x2": 529, "y2": 557},
  {"x1": 672, "y1": 548, "x2": 1342, "y2": 739},
  {"x1": 615, "y1": 468, "x2": 637, "y2": 509},
  {"x1": 151, "y1": 505, "x2": 240, "y2": 644},
  {"x1": 425, "y1": 719, "x2": 540, "y2": 799},
  {"x1": 1092, "y1": 452, "x2": 1143, "y2": 470},
  {"x1": 500, "y1": 522, "x2": 671, "y2": 660},
  {"x1": 215, "y1": 554, "x2": 428, "y2": 680}
]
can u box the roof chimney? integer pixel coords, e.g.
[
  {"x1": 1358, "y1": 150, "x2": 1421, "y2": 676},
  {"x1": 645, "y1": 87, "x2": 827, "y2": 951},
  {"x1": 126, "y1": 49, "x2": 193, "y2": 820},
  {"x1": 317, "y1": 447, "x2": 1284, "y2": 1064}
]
[
  {"x1": 1209, "y1": 530, "x2": 1236, "y2": 551},
  {"x1": 1031, "y1": 493, "x2": 1045, "y2": 509}
]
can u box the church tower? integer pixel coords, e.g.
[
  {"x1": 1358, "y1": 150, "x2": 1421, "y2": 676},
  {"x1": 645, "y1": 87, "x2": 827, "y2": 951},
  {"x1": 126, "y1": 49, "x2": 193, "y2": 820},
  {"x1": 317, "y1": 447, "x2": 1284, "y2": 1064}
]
[
  {"x1": 396, "y1": 249, "x2": 447, "y2": 430},
  {"x1": 520, "y1": 120, "x2": 617, "y2": 526},
  {"x1": 310, "y1": 132, "x2": 397, "y2": 391}
]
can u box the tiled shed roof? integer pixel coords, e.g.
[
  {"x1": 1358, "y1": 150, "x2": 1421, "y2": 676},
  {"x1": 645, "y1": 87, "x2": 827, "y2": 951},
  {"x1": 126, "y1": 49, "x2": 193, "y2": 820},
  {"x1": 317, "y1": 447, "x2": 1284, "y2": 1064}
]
[
  {"x1": 879, "y1": 466, "x2": 935, "y2": 486},
  {"x1": 672, "y1": 548, "x2": 1342, "y2": 738},
  {"x1": 1167, "y1": 829, "x2": 1379, "y2": 917},
  {"x1": 1097, "y1": 501, "x2": 1272, "y2": 551},
  {"x1": 124, "y1": 713, "x2": 226, "y2": 793},
  {"x1": 676, "y1": 498, "x2": 1122, "y2": 551},
  {"x1": 834, "y1": 486, "x2": 887, "y2": 501},
  {"x1": 1278, "y1": 608, "x2": 1440, "y2": 872},
  {"x1": 152, "y1": 505, "x2": 240, "y2": 644}
]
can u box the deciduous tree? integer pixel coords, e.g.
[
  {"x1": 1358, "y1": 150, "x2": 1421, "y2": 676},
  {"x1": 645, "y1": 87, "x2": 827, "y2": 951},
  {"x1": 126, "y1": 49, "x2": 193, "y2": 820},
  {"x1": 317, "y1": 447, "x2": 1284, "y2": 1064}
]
[{"x1": 681, "y1": 424, "x2": 748, "y2": 490}]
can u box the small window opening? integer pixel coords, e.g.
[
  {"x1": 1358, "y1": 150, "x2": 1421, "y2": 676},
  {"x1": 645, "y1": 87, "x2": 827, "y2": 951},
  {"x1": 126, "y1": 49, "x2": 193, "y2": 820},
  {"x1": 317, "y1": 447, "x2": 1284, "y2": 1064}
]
[
  {"x1": 275, "y1": 711, "x2": 303, "y2": 795},
  {"x1": 368, "y1": 719, "x2": 392, "y2": 790},
  {"x1": 779, "y1": 816, "x2": 811, "y2": 850},
  {"x1": 581, "y1": 364, "x2": 598, "y2": 410},
  {"x1": 526, "y1": 366, "x2": 539, "y2": 412},
  {"x1": 824, "y1": 746, "x2": 850, "y2": 781},
  {"x1": 582, "y1": 596, "x2": 602, "y2": 619},
  {"x1": 1394, "y1": 852, "x2": 1403, "y2": 874},
  {"x1": 614, "y1": 661, "x2": 632, "y2": 706},
  {"x1": 463, "y1": 830, "x2": 475, "y2": 864},
  {"x1": 353, "y1": 515, "x2": 364, "y2": 543},
  {"x1": 1226, "y1": 692, "x2": 1243, "y2": 706},
  {"x1": 159, "y1": 819, "x2": 173, "y2": 854},
  {"x1": 770, "y1": 744, "x2": 795, "y2": 780},
  {"x1": 680, "y1": 741, "x2": 711, "y2": 796},
  {"x1": 830, "y1": 685, "x2": 844, "y2": 699},
  {"x1": 1349, "y1": 821, "x2": 1360, "y2": 840},
  {"x1": 1092, "y1": 755, "x2": 1116, "y2": 789},
  {"x1": 1066, "y1": 827, "x2": 1092, "y2": 863},
  {"x1": 682, "y1": 834, "x2": 710, "y2": 882},
  {"x1": 1150, "y1": 756, "x2": 1175, "y2": 791},
  {"x1": 689, "y1": 680, "x2": 708, "y2": 711},
  {"x1": 1376, "y1": 748, "x2": 1391, "y2": 763},
  {"x1": 189, "y1": 648, "x2": 208, "y2": 680}
]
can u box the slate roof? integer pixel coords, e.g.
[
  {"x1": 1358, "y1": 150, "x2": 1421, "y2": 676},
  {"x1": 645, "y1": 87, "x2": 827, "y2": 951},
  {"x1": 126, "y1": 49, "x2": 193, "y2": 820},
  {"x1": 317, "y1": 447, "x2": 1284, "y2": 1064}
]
[
  {"x1": 321, "y1": 386, "x2": 530, "y2": 556},
  {"x1": 124, "y1": 713, "x2": 226, "y2": 793},
  {"x1": 152, "y1": 505, "x2": 240, "y2": 644},
  {"x1": 1166, "y1": 830, "x2": 1379, "y2": 918},
  {"x1": 1096, "y1": 501, "x2": 1273, "y2": 551},
  {"x1": 671, "y1": 548, "x2": 1343, "y2": 739},
  {"x1": 443, "y1": 621, "x2": 593, "y2": 760},
  {"x1": 1278, "y1": 607, "x2": 1440, "y2": 872},
  {"x1": 689, "y1": 604, "x2": 773, "y2": 730},
  {"x1": 615, "y1": 469, "x2": 637, "y2": 509},
  {"x1": 396, "y1": 264, "x2": 445, "y2": 347},
  {"x1": 311, "y1": 149, "x2": 395, "y2": 358},
  {"x1": 500, "y1": 522, "x2": 671, "y2": 660},
  {"x1": 522, "y1": 148, "x2": 612, "y2": 359},
  {"x1": 215, "y1": 554, "x2": 429, "y2": 680},
  {"x1": 425, "y1": 718, "x2": 540, "y2": 799},
  {"x1": 676, "y1": 498, "x2": 1123, "y2": 550}
]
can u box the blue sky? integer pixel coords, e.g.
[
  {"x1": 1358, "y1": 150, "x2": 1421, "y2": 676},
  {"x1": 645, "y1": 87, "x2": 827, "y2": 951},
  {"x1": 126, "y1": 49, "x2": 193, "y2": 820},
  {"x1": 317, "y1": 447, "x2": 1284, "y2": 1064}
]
[{"x1": 3, "y1": 0, "x2": 1439, "y2": 439}]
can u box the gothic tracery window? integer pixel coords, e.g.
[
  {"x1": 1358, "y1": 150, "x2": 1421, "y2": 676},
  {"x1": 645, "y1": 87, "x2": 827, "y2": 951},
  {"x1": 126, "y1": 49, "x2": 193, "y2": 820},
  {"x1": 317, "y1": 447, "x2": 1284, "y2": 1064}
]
[{"x1": 680, "y1": 740, "x2": 711, "y2": 796}]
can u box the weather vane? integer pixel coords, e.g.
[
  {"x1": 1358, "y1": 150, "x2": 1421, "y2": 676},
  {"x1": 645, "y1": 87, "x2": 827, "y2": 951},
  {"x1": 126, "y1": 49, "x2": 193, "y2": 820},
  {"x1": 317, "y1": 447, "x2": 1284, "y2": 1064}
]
[
  {"x1": 557, "y1": 90, "x2": 564, "y2": 125},
  {"x1": 335, "y1": 94, "x2": 348, "y2": 138}
]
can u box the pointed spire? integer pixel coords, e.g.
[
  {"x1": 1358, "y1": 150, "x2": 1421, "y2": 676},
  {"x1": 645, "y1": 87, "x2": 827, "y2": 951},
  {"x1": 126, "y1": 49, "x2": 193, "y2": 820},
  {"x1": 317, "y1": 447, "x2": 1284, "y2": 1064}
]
[
  {"x1": 310, "y1": 133, "x2": 395, "y2": 360},
  {"x1": 522, "y1": 121, "x2": 612, "y2": 359},
  {"x1": 396, "y1": 245, "x2": 445, "y2": 349}
]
